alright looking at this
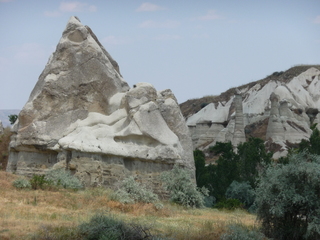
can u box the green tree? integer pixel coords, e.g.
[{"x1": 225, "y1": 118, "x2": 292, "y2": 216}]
[
  {"x1": 255, "y1": 152, "x2": 320, "y2": 240},
  {"x1": 195, "y1": 138, "x2": 272, "y2": 202},
  {"x1": 8, "y1": 114, "x2": 18, "y2": 125},
  {"x1": 209, "y1": 142, "x2": 238, "y2": 201},
  {"x1": 237, "y1": 137, "x2": 272, "y2": 187},
  {"x1": 298, "y1": 124, "x2": 320, "y2": 155},
  {"x1": 194, "y1": 149, "x2": 208, "y2": 188}
]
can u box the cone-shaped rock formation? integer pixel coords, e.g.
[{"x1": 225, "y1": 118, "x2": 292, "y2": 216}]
[{"x1": 7, "y1": 17, "x2": 194, "y2": 191}]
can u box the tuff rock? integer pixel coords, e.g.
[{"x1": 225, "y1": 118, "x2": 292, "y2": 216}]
[
  {"x1": 7, "y1": 17, "x2": 194, "y2": 191},
  {"x1": 184, "y1": 67, "x2": 320, "y2": 158}
]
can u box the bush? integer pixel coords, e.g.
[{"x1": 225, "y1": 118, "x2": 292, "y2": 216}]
[
  {"x1": 46, "y1": 169, "x2": 83, "y2": 190},
  {"x1": 30, "y1": 174, "x2": 51, "y2": 190},
  {"x1": 221, "y1": 224, "x2": 266, "y2": 240},
  {"x1": 78, "y1": 213, "x2": 154, "y2": 240},
  {"x1": 215, "y1": 198, "x2": 243, "y2": 210},
  {"x1": 12, "y1": 169, "x2": 83, "y2": 191},
  {"x1": 255, "y1": 152, "x2": 320, "y2": 240},
  {"x1": 160, "y1": 165, "x2": 208, "y2": 208},
  {"x1": 225, "y1": 181, "x2": 255, "y2": 209},
  {"x1": 111, "y1": 176, "x2": 159, "y2": 204},
  {"x1": 13, "y1": 177, "x2": 31, "y2": 189}
]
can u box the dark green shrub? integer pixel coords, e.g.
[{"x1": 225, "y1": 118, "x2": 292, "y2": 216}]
[
  {"x1": 78, "y1": 214, "x2": 154, "y2": 240},
  {"x1": 111, "y1": 176, "x2": 160, "y2": 204},
  {"x1": 225, "y1": 181, "x2": 255, "y2": 209},
  {"x1": 255, "y1": 152, "x2": 320, "y2": 240},
  {"x1": 160, "y1": 165, "x2": 208, "y2": 208},
  {"x1": 46, "y1": 169, "x2": 83, "y2": 190},
  {"x1": 221, "y1": 224, "x2": 266, "y2": 240},
  {"x1": 30, "y1": 174, "x2": 51, "y2": 190},
  {"x1": 215, "y1": 198, "x2": 243, "y2": 210}
]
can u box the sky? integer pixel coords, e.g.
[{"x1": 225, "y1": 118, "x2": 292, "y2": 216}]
[{"x1": 0, "y1": 0, "x2": 320, "y2": 110}]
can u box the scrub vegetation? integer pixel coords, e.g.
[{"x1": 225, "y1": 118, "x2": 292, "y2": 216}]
[{"x1": 0, "y1": 119, "x2": 319, "y2": 239}]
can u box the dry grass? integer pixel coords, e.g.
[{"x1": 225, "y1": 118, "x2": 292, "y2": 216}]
[
  {"x1": 0, "y1": 127, "x2": 12, "y2": 170},
  {"x1": 0, "y1": 171, "x2": 258, "y2": 239}
]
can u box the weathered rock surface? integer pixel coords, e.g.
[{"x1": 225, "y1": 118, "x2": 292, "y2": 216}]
[
  {"x1": 185, "y1": 67, "x2": 320, "y2": 158},
  {"x1": 7, "y1": 17, "x2": 194, "y2": 191},
  {"x1": 232, "y1": 92, "x2": 246, "y2": 146}
]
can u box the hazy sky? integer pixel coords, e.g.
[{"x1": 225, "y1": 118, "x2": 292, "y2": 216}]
[{"x1": 1, "y1": 0, "x2": 319, "y2": 109}]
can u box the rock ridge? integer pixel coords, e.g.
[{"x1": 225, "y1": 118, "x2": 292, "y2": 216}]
[{"x1": 184, "y1": 67, "x2": 320, "y2": 158}]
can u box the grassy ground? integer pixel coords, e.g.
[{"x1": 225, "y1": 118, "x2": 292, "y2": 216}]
[{"x1": 0, "y1": 171, "x2": 258, "y2": 240}]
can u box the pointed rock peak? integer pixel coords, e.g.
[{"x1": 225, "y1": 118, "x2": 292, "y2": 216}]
[{"x1": 61, "y1": 16, "x2": 88, "y2": 43}]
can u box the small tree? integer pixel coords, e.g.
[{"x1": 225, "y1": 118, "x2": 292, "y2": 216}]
[
  {"x1": 8, "y1": 114, "x2": 18, "y2": 125},
  {"x1": 255, "y1": 152, "x2": 320, "y2": 240}
]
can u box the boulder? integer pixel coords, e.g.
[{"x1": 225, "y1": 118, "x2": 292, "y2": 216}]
[{"x1": 7, "y1": 17, "x2": 194, "y2": 191}]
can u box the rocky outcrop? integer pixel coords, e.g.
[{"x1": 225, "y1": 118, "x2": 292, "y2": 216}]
[
  {"x1": 7, "y1": 17, "x2": 194, "y2": 191},
  {"x1": 186, "y1": 67, "x2": 320, "y2": 158},
  {"x1": 266, "y1": 93, "x2": 312, "y2": 158},
  {"x1": 232, "y1": 92, "x2": 246, "y2": 146},
  {"x1": 187, "y1": 91, "x2": 246, "y2": 149}
]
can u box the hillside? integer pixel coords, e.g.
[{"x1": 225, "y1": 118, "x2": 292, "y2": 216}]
[
  {"x1": 179, "y1": 65, "x2": 320, "y2": 118},
  {"x1": 180, "y1": 65, "x2": 320, "y2": 158}
]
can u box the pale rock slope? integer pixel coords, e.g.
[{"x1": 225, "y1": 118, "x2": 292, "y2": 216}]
[
  {"x1": 186, "y1": 67, "x2": 320, "y2": 158},
  {"x1": 7, "y1": 17, "x2": 194, "y2": 191}
]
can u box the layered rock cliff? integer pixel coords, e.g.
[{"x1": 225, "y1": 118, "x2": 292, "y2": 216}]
[
  {"x1": 182, "y1": 66, "x2": 320, "y2": 158},
  {"x1": 7, "y1": 17, "x2": 194, "y2": 191}
]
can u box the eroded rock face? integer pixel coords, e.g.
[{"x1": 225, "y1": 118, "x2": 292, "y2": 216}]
[
  {"x1": 266, "y1": 94, "x2": 312, "y2": 158},
  {"x1": 187, "y1": 67, "x2": 320, "y2": 158},
  {"x1": 7, "y1": 17, "x2": 194, "y2": 191},
  {"x1": 232, "y1": 92, "x2": 246, "y2": 146}
]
